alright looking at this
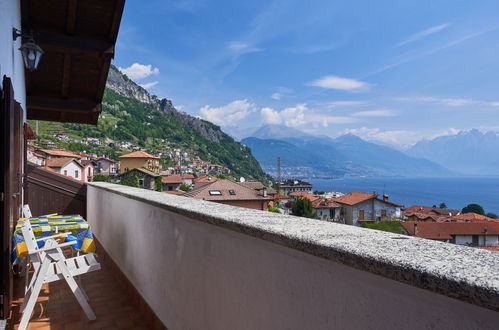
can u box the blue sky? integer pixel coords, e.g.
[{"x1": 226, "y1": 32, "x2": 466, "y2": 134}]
[{"x1": 114, "y1": 0, "x2": 499, "y2": 147}]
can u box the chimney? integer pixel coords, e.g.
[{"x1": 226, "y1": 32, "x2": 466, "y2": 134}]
[
  {"x1": 383, "y1": 194, "x2": 389, "y2": 201},
  {"x1": 263, "y1": 188, "x2": 267, "y2": 197},
  {"x1": 414, "y1": 223, "x2": 418, "y2": 236}
]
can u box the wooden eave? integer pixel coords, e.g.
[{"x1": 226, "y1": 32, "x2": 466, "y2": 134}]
[{"x1": 21, "y1": 0, "x2": 125, "y2": 124}]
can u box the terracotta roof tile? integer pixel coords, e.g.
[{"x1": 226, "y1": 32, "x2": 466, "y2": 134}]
[
  {"x1": 184, "y1": 179, "x2": 273, "y2": 201},
  {"x1": 333, "y1": 192, "x2": 376, "y2": 205},
  {"x1": 193, "y1": 176, "x2": 218, "y2": 183},
  {"x1": 46, "y1": 157, "x2": 81, "y2": 168},
  {"x1": 119, "y1": 151, "x2": 160, "y2": 159},
  {"x1": 401, "y1": 221, "x2": 499, "y2": 240},
  {"x1": 162, "y1": 174, "x2": 183, "y2": 184},
  {"x1": 40, "y1": 149, "x2": 80, "y2": 157},
  {"x1": 289, "y1": 191, "x2": 319, "y2": 201}
]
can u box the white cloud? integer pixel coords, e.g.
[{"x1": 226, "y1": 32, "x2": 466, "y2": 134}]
[
  {"x1": 341, "y1": 127, "x2": 420, "y2": 147},
  {"x1": 227, "y1": 41, "x2": 262, "y2": 54},
  {"x1": 396, "y1": 23, "x2": 450, "y2": 47},
  {"x1": 352, "y1": 109, "x2": 396, "y2": 117},
  {"x1": 139, "y1": 81, "x2": 159, "y2": 89},
  {"x1": 398, "y1": 96, "x2": 474, "y2": 106},
  {"x1": 199, "y1": 100, "x2": 255, "y2": 126},
  {"x1": 271, "y1": 93, "x2": 282, "y2": 100},
  {"x1": 307, "y1": 76, "x2": 370, "y2": 91},
  {"x1": 118, "y1": 63, "x2": 160, "y2": 81},
  {"x1": 261, "y1": 104, "x2": 357, "y2": 128}
]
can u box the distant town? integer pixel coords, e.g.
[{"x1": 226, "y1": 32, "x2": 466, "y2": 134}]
[{"x1": 28, "y1": 140, "x2": 499, "y2": 253}]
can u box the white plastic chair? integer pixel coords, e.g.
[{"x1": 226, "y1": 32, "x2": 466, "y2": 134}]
[{"x1": 18, "y1": 219, "x2": 101, "y2": 330}]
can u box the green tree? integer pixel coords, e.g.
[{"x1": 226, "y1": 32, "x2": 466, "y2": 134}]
[
  {"x1": 93, "y1": 174, "x2": 110, "y2": 182},
  {"x1": 462, "y1": 203, "x2": 485, "y2": 215},
  {"x1": 132, "y1": 175, "x2": 140, "y2": 188},
  {"x1": 486, "y1": 212, "x2": 498, "y2": 219},
  {"x1": 268, "y1": 204, "x2": 281, "y2": 213},
  {"x1": 439, "y1": 202, "x2": 447, "y2": 209},
  {"x1": 155, "y1": 177, "x2": 163, "y2": 192},
  {"x1": 291, "y1": 198, "x2": 316, "y2": 218},
  {"x1": 179, "y1": 183, "x2": 191, "y2": 192}
]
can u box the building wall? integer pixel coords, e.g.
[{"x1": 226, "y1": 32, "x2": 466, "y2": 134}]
[
  {"x1": 455, "y1": 235, "x2": 499, "y2": 247},
  {"x1": 345, "y1": 199, "x2": 399, "y2": 226},
  {"x1": 314, "y1": 208, "x2": 341, "y2": 222},
  {"x1": 87, "y1": 184, "x2": 499, "y2": 330},
  {"x1": 83, "y1": 164, "x2": 94, "y2": 182},
  {"x1": 0, "y1": 0, "x2": 26, "y2": 112},
  {"x1": 217, "y1": 200, "x2": 268, "y2": 211},
  {"x1": 120, "y1": 170, "x2": 156, "y2": 190},
  {"x1": 59, "y1": 161, "x2": 82, "y2": 181},
  {"x1": 120, "y1": 158, "x2": 159, "y2": 174}
]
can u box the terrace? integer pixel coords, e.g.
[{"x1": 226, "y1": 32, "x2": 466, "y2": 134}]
[
  {"x1": 1, "y1": 0, "x2": 499, "y2": 329},
  {"x1": 7, "y1": 177, "x2": 499, "y2": 329}
]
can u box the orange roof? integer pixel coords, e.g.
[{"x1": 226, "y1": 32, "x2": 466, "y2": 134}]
[
  {"x1": 479, "y1": 247, "x2": 499, "y2": 252},
  {"x1": 401, "y1": 221, "x2": 499, "y2": 240},
  {"x1": 120, "y1": 151, "x2": 160, "y2": 159},
  {"x1": 193, "y1": 175, "x2": 218, "y2": 183},
  {"x1": 311, "y1": 198, "x2": 341, "y2": 209},
  {"x1": 163, "y1": 190, "x2": 186, "y2": 195},
  {"x1": 289, "y1": 191, "x2": 319, "y2": 201},
  {"x1": 273, "y1": 194, "x2": 289, "y2": 200},
  {"x1": 404, "y1": 205, "x2": 434, "y2": 215},
  {"x1": 46, "y1": 157, "x2": 81, "y2": 168},
  {"x1": 183, "y1": 174, "x2": 195, "y2": 179},
  {"x1": 39, "y1": 148, "x2": 79, "y2": 157},
  {"x1": 162, "y1": 174, "x2": 183, "y2": 184},
  {"x1": 184, "y1": 179, "x2": 272, "y2": 201},
  {"x1": 333, "y1": 192, "x2": 376, "y2": 205},
  {"x1": 452, "y1": 213, "x2": 492, "y2": 222}
]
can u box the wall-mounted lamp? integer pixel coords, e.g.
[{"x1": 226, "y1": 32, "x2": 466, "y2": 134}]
[{"x1": 13, "y1": 28, "x2": 44, "y2": 71}]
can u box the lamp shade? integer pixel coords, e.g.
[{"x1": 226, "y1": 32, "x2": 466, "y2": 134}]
[{"x1": 19, "y1": 39, "x2": 44, "y2": 71}]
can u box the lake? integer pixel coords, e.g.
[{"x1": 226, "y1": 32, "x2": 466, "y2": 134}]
[{"x1": 308, "y1": 177, "x2": 499, "y2": 214}]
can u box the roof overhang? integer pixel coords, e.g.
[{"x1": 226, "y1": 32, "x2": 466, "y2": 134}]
[{"x1": 21, "y1": 0, "x2": 125, "y2": 124}]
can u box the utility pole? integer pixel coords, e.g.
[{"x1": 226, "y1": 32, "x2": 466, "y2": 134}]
[{"x1": 277, "y1": 157, "x2": 282, "y2": 193}]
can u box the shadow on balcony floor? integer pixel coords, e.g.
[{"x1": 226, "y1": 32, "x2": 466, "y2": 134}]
[{"x1": 8, "y1": 250, "x2": 153, "y2": 330}]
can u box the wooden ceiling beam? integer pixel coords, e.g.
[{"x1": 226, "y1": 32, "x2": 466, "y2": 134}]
[
  {"x1": 66, "y1": 0, "x2": 78, "y2": 34},
  {"x1": 108, "y1": 0, "x2": 126, "y2": 43},
  {"x1": 61, "y1": 54, "x2": 71, "y2": 98},
  {"x1": 37, "y1": 30, "x2": 114, "y2": 57},
  {"x1": 27, "y1": 96, "x2": 101, "y2": 113}
]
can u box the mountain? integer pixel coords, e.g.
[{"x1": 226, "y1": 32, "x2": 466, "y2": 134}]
[
  {"x1": 30, "y1": 65, "x2": 270, "y2": 182},
  {"x1": 407, "y1": 129, "x2": 499, "y2": 174},
  {"x1": 242, "y1": 130, "x2": 452, "y2": 178},
  {"x1": 250, "y1": 124, "x2": 312, "y2": 140}
]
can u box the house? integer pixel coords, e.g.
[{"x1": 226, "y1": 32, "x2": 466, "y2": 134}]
[
  {"x1": 120, "y1": 168, "x2": 159, "y2": 190},
  {"x1": 401, "y1": 221, "x2": 499, "y2": 247},
  {"x1": 37, "y1": 148, "x2": 80, "y2": 159},
  {"x1": 45, "y1": 158, "x2": 84, "y2": 181},
  {"x1": 182, "y1": 174, "x2": 195, "y2": 186},
  {"x1": 311, "y1": 198, "x2": 342, "y2": 222},
  {"x1": 119, "y1": 150, "x2": 160, "y2": 174},
  {"x1": 333, "y1": 192, "x2": 402, "y2": 226},
  {"x1": 26, "y1": 145, "x2": 46, "y2": 166},
  {"x1": 289, "y1": 191, "x2": 319, "y2": 202},
  {"x1": 162, "y1": 174, "x2": 183, "y2": 191},
  {"x1": 184, "y1": 179, "x2": 273, "y2": 211},
  {"x1": 431, "y1": 208, "x2": 461, "y2": 217},
  {"x1": 193, "y1": 175, "x2": 219, "y2": 189},
  {"x1": 80, "y1": 160, "x2": 96, "y2": 183},
  {"x1": 95, "y1": 157, "x2": 119, "y2": 175},
  {"x1": 277, "y1": 179, "x2": 313, "y2": 195}
]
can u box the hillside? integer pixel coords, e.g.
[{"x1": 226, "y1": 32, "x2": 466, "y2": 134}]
[
  {"x1": 407, "y1": 129, "x2": 499, "y2": 175},
  {"x1": 242, "y1": 126, "x2": 452, "y2": 178},
  {"x1": 29, "y1": 66, "x2": 269, "y2": 182}
]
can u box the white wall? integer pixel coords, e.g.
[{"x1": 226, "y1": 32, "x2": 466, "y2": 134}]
[
  {"x1": 60, "y1": 161, "x2": 82, "y2": 180},
  {"x1": 455, "y1": 235, "x2": 499, "y2": 247},
  {"x1": 0, "y1": 0, "x2": 26, "y2": 113},
  {"x1": 87, "y1": 185, "x2": 499, "y2": 330}
]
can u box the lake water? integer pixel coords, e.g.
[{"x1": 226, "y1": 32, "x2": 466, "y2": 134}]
[{"x1": 308, "y1": 177, "x2": 499, "y2": 214}]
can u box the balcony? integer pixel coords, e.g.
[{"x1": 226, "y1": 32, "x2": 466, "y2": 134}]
[{"x1": 10, "y1": 181, "x2": 499, "y2": 329}]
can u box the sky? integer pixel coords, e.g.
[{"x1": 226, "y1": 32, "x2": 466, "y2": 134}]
[{"x1": 113, "y1": 0, "x2": 499, "y2": 147}]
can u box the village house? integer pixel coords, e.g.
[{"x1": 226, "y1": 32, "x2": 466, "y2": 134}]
[
  {"x1": 26, "y1": 144, "x2": 46, "y2": 166},
  {"x1": 184, "y1": 179, "x2": 273, "y2": 211},
  {"x1": 45, "y1": 158, "x2": 84, "y2": 181},
  {"x1": 119, "y1": 150, "x2": 160, "y2": 174},
  {"x1": 95, "y1": 157, "x2": 119, "y2": 175},
  {"x1": 402, "y1": 222, "x2": 499, "y2": 247},
  {"x1": 333, "y1": 192, "x2": 402, "y2": 226},
  {"x1": 120, "y1": 168, "x2": 159, "y2": 190},
  {"x1": 162, "y1": 174, "x2": 183, "y2": 191},
  {"x1": 36, "y1": 148, "x2": 80, "y2": 159},
  {"x1": 80, "y1": 160, "x2": 96, "y2": 183},
  {"x1": 277, "y1": 179, "x2": 313, "y2": 195},
  {"x1": 311, "y1": 198, "x2": 342, "y2": 222}
]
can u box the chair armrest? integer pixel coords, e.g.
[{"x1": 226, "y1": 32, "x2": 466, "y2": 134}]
[
  {"x1": 36, "y1": 232, "x2": 70, "y2": 242},
  {"x1": 36, "y1": 240, "x2": 76, "y2": 253}
]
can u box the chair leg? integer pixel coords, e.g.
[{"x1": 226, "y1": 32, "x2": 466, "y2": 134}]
[
  {"x1": 55, "y1": 259, "x2": 96, "y2": 320},
  {"x1": 76, "y1": 276, "x2": 90, "y2": 301},
  {"x1": 18, "y1": 260, "x2": 52, "y2": 330}
]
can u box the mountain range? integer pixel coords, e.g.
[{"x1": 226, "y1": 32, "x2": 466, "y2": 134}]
[
  {"x1": 407, "y1": 129, "x2": 499, "y2": 175},
  {"x1": 30, "y1": 66, "x2": 270, "y2": 182},
  {"x1": 241, "y1": 125, "x2": 452, "y2": 178}
]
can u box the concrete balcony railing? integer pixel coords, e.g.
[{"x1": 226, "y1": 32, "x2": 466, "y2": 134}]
[{"x1": 87, "y1": 182, "x2": 499, "y2": 330}]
